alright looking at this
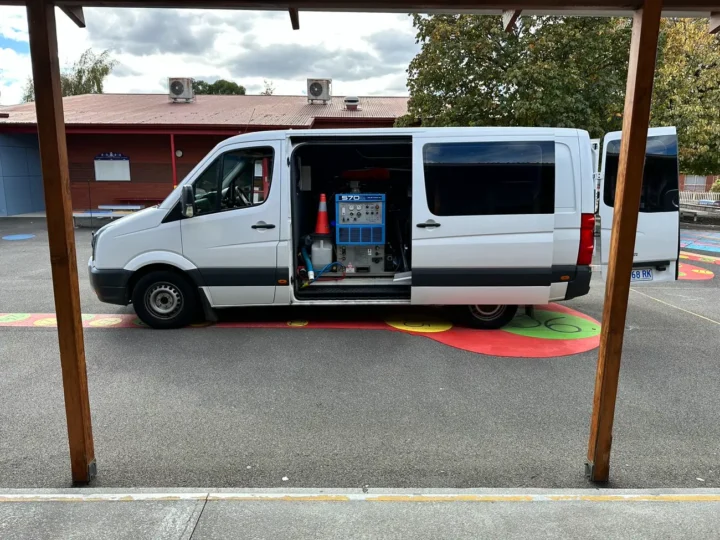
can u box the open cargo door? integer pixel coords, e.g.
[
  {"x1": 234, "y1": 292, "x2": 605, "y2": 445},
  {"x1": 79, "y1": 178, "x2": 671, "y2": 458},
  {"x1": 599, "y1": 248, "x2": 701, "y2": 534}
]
[{"x1": 599, "y1": 127, "x2": 680, "y2": 283}]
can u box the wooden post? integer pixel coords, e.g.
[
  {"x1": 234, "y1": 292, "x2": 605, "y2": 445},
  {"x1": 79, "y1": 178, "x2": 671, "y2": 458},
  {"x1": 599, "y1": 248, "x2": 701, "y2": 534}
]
[
  {"x1": 586, "y1": 0, "x2": 662, "y2": 483},
  {"x1": 26, "y1": 0, "x2": 96, "y2": 485}
]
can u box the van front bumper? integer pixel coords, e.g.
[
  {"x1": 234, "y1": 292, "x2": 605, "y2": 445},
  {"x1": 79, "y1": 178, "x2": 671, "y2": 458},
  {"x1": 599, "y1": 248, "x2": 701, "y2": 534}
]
[
  {"x1": 88, "y1": 259, "x2": 132, "y2": 306},
  {"x1": 564, "y1": 265, "x2": 592, "y2": 300}
]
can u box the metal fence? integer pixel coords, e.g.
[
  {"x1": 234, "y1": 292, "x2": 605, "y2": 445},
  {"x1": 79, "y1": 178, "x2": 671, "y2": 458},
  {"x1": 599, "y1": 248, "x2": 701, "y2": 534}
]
[{"x1": 679, "y1": 191, "x2": 720, "y2": 203}]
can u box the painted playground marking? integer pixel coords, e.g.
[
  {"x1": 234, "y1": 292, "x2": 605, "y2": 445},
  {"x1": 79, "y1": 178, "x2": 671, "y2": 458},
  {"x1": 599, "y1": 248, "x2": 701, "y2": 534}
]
[
  {"x1": 0, "y1": 304, "x2": 602, "y2": 359},
  {"x1": 1, "y1": 234, "x2": 36, "y2": 241},
  {"x1": 680, "y1": 251, "x2": 720, "y2": 266},
  {"x1": 678, "y1": 262, "x2": 715, "y2": 281},
  {"x1": 681, "y1": 230, "x2": 720, "y2": 254}
]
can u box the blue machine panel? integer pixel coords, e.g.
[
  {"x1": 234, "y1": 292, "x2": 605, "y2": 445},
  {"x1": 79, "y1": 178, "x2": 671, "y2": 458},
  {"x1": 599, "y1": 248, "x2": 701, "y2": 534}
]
[{"x1": 335, "y1": 193, "x2": 385, "y2": 245}]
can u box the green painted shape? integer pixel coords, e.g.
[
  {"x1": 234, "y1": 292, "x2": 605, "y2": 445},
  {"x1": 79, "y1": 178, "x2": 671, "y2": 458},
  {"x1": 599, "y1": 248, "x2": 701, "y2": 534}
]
[
  {"x1": 81, "y1": 314, "x2": 95, "y2": 321},
  {"x1": 504, "y1": 310, "x2": 600, "y2": 340},
  {"x1": 0, "y1": 313, "x2": 31, "y2": 323}
]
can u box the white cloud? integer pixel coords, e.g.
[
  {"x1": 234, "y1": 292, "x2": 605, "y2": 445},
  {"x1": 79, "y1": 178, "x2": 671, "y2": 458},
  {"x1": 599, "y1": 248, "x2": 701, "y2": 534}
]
[{"x1": 0, "y1": 7, "x2": 417, "y2": 105}]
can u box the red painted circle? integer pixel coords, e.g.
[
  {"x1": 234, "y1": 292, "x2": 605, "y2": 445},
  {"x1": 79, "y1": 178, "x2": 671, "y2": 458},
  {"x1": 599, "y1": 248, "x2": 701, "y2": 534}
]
[
  {"x1": 419, "y1": 304, "x2": 601, "y2": 358},
  {"x1": 678, "y1": 262, "x2": 715, "y2": 281}
]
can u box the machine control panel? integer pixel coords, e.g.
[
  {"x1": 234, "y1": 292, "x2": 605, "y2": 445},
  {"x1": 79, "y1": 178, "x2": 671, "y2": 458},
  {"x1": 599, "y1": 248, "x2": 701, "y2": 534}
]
[{"x1": 337, "y1": 201, "x2": 384, "y2": 224}]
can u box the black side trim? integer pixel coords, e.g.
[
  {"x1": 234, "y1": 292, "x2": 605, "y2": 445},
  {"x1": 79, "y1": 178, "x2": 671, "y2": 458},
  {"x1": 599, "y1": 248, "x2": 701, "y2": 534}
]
[
  {"x1": 632, "y1": 260, "x2": 670, "y2": 270},
  {"x1": 196, "y1": 267, "x2": 280, "y2": 287},
  {"x1": 89, "y1": 267, "x2": 133, "y2": 306},
  {"x1": 413, "y1": 267, "x2": 552, "y2": 287},
  {"x1": 275, "y1": 267, "x2": 290, "y2": 284},
  {"x1": 551, "y1": 265, "x2": 578, "y2": 281},
  {"x1": 564, "y1": 266, "x2": 592, "y2": 300}
]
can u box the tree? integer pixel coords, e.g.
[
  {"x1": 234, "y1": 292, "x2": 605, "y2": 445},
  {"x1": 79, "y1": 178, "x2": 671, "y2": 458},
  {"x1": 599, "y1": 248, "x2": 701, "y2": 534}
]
[
  {"x1": 651, "y1": 19, "x2": 720, "y2": 175},
  {"x1": 400, "y1": 15, "x2": 720, "y2": 174},
  {"x1": 192, "y1": 79, "x2": 246, "y2": 95},
  {"x1": 260, "y1": 79, "x2": 275, "y2": 96},
  {"x1": 22, "y1": 49, "x2": 116, "y2": 102},
  {"x1": 711, "y1": 179, "x2": 720, "y2": 193},
  {"x1": 398, "y1": 15, "x2": 631, "y2": 137}
]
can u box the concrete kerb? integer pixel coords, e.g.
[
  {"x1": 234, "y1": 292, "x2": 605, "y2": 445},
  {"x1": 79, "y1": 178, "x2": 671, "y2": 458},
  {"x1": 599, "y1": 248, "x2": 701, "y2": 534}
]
[{"x1": 3, "y1": 488, "x2": 720, "y2": 503}]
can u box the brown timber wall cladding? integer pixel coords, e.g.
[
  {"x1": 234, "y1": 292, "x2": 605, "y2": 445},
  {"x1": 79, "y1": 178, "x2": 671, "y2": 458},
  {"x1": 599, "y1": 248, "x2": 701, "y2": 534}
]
[{"x1": 67, "y1": 133, "x2": 228, "y2": 209}]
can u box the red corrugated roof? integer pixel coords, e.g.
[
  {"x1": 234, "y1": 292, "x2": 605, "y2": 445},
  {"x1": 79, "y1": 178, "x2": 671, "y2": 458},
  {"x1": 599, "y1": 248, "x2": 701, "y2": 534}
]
[{"x1": 0, "y1": 94, "x2": 408, "y2": 128}]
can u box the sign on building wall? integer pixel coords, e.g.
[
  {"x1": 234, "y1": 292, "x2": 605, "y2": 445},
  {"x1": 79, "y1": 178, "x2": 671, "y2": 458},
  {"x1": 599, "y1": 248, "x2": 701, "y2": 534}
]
[{"x1": 94, "y1": 152, "x2": 130, "y2": 181}]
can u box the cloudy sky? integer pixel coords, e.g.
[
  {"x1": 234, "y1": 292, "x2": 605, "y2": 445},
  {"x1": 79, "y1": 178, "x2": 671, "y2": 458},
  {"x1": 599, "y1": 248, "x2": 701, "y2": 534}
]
[{"x1": 0, "y1": 7, "x2": 419, "y2": 105}]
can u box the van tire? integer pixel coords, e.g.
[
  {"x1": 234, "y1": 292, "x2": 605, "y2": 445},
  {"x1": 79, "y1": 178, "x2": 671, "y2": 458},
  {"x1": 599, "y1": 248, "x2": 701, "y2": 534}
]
[
  {"x1": 459, "y1": 304, "x2": 518, "y2": 329},
  {"x1": 131, "y1": 270, "x2": 197, "y2": 329}
]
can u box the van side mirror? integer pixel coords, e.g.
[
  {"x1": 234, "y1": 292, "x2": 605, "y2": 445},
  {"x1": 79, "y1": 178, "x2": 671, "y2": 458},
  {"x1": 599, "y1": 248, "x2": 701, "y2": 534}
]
[{"x1": 181, "y1": 185, "x2": 195, "y2": 218}]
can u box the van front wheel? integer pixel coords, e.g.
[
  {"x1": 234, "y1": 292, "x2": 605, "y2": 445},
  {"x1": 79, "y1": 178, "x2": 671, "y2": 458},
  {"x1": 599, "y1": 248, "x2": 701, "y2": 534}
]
[
  {"x1": 461, "y1": 304, "x2": 518, "y2": 329},
  {"x1": 132, "y1": 271, "x2": 197, "y2": 329}
]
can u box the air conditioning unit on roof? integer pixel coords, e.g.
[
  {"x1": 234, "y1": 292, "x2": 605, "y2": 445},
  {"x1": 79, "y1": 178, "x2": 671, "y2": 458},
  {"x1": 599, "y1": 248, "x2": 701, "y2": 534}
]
[
  {"x1": 168, "y1": 77, "x2": 194, "y2": 103},
  {"x1": 307, "y1": 78, "x2": 332, "y2": 103}
]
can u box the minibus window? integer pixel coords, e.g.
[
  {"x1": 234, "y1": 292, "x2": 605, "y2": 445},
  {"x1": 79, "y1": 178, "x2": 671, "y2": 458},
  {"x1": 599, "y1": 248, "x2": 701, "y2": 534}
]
[
  {"x1": 603, "y1": 135, "x2": 679, "y2": 213},
  {"x1": 190, "y1": 147, "x2": 274, "y2": 215},
  {"x1": 422, "y1": 141, "x2": 555, "y2": 216}
]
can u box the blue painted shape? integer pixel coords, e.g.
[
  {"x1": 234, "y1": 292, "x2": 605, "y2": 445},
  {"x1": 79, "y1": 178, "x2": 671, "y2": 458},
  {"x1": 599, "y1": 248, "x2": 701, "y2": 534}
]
[
  {"x1": 2, "y1": 234, "x2": 36, "y2": 241},
  {"x1": 681, "y1": 231, "x2": 720, "y2": 253}
]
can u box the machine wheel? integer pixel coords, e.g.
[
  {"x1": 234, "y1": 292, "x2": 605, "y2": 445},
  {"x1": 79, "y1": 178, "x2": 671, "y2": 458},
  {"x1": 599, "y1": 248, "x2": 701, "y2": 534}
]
[
  {"x1": 131, "y1": 271, "x2": 197, "y2": 329},
  {"x1": 460, "y1": 304, "x2": 518, "y2": 329}
]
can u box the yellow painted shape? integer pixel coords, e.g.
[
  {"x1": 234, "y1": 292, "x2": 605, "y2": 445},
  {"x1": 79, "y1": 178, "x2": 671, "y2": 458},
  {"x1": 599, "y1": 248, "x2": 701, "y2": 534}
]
[
  {"x1": 34, "y1": 317, "x2": 57, "y2": 327},
  {"x1": 89, "y1": 317, "x2": 124, "y2": 327},
  {"x1": 385, "y1": 319, "x2": 452, "y2": 333},
  {"x1": 287, "y1": 320, "x2": 309, "y2": 327}
]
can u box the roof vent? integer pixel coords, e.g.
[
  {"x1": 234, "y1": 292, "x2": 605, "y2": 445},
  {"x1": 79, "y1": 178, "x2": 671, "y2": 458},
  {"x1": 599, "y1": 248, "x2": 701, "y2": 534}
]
[{"x1": 344, "y1": 96, "x2": 360, "y2": 111}]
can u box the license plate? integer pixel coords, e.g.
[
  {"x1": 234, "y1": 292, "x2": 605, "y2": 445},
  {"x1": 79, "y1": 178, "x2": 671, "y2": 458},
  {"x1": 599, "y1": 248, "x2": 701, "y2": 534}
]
[{"x1": 631, "y1": 268, "x2": 653, "y2": 282}]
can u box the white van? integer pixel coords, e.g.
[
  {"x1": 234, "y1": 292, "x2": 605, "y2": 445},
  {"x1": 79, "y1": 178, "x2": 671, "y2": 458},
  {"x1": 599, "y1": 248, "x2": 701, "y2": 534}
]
[{"x1": 88, "y1": 127, "x2": 679, "y2": 329}]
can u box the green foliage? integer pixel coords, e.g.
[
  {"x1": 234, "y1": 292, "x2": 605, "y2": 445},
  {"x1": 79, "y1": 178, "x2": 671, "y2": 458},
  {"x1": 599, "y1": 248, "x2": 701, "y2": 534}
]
[
  {"x1": 22, "y1": 49, "x2": 116, "y2": 103},
  {"x1": 711, "y1": 179, "x2": 720, "y2": 193},
  {"x1": 398, "y1": 15, "x2": 631, "y2": 137},
  {"x1": 651, "y1": 19, "x2": 720, "y2": 175},
  {"x1": 401, "y1": 15, "x2": 720, "y2": 174},
  {"x1": 260, "y1": 79, "x2": 275, "y2": 96},
  {"x1": 192, "y1": 79, "x2": 246, "y2": 95}
]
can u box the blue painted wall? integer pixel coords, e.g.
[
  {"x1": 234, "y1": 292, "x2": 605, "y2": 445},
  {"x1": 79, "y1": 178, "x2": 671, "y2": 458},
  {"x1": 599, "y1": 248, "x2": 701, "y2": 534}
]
[{"x1": 0, "y1": 134, "x2": 44, "y2": 216}]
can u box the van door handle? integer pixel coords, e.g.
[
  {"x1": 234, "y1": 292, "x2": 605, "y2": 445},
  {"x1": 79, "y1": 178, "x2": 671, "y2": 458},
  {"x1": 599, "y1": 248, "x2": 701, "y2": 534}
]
[
  {"x1": 251, "y1": 222, "x2": 276, "y2": 229},
  {"x1": 416, "y1": 221, "x2": 441, "y2": 228}
]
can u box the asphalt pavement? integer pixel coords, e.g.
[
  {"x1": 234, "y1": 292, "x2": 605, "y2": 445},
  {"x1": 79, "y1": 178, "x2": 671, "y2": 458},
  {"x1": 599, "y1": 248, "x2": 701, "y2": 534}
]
[{"x1": 1, "y1": 218, "x2": 719, "y2": 491}]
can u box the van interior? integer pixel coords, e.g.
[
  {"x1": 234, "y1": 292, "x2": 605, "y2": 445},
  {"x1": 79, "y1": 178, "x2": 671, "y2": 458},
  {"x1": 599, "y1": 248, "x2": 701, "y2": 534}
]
[{"x1": 291, "y1": 137, "x2": 413, "y2": 300}]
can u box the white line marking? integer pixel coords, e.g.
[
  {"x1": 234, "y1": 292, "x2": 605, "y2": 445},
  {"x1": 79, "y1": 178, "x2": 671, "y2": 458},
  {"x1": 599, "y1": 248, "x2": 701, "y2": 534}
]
[{"x1": 631, "y1": 288, "x2": 720, "y2": 326}]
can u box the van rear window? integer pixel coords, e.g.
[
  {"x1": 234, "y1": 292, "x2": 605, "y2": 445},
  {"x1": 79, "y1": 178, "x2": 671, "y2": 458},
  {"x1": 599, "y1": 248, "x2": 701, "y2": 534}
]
[
  {"x1": 422, "y1": 141, "x2": 555, "y2": 216},
  {"x1": 603, "y1": 135, "x2": 679, "y2": 212}
]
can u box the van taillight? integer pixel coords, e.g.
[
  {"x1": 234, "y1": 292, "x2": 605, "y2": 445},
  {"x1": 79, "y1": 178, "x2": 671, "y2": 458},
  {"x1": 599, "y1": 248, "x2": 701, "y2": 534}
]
[{"x1": 578, "y1": 213, "x2": 595, "y2": 266}]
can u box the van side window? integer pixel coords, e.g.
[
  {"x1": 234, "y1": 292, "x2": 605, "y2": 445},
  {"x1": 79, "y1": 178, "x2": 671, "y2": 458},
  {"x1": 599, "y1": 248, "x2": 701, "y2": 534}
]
[
  {"x1": 422, "y1": 141, "x2": 555, "y2": 216},
  {"x1": 603, "y1": 135, "x2": 679, "y2": 212},
  {"x1": 192, "y1": 147, "x2": 274, "y2": 216}
]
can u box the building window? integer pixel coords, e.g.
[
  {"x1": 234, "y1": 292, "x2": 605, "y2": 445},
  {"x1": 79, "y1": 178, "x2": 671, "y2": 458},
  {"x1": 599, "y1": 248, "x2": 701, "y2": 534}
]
[
  {"x1": 422, "y1": 141, "x2": 555, "y2": 216},
  {"x1": 684, "y1": 175, "x2": 707, "y2": 192},
  {"x1": 94, "y1": 152, "x2": 130, "y2": 181}
]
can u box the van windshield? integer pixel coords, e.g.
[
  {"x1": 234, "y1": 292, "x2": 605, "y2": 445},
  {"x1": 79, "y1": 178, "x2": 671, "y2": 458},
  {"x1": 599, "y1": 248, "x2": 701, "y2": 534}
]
[{"x1": 603, "y1": 134, "x2": 679, "y2": 213}]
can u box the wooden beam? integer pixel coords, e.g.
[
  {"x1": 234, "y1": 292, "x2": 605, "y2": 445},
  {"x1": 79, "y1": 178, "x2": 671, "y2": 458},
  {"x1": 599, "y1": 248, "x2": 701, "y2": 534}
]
[
  {"x1": 710, "y1": 12, "x2": 720, "y2": 34},
  {"x1": 26, "y1": 0, "x2": 96, "y2": 485},
  {"x1": 502, "y1": 9, "x2": 522, "y2": 32},
  {"x1": 59, "y1": 6, "x2": 85, "y2": 27},
  {"x1": 289, "y1": 7, "x2": 299, "y2": 30},
  {"x1": 586, "y1": 0, "x2": 663, "y2": 484}
]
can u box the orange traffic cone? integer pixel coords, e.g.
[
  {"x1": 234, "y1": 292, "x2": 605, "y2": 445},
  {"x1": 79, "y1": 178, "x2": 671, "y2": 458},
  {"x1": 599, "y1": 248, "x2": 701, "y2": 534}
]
[{"x1": 315, "y1": 193, "x2": 330, "y2": 236}]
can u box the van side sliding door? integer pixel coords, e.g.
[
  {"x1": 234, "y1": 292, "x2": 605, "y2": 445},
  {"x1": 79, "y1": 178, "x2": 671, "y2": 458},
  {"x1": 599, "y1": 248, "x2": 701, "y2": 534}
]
[{"x1": 411, "y1": 134, "x2": 556, "y2": 306}]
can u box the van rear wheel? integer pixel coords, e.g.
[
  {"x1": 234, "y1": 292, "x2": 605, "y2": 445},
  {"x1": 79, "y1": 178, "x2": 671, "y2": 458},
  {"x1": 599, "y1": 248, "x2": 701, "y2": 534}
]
[
  {"x1": 460, "y1": 304, "x2": 518, "y2": 329},
  {"x1": 132, "y1": 271, "x2": 197, "y2": 329}
]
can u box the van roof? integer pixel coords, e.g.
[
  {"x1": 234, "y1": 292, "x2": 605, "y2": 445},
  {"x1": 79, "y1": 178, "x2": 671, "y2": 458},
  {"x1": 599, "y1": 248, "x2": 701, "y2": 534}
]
[{"x1": 221, "y1": 126, "x2": 587, "y2": 145}]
